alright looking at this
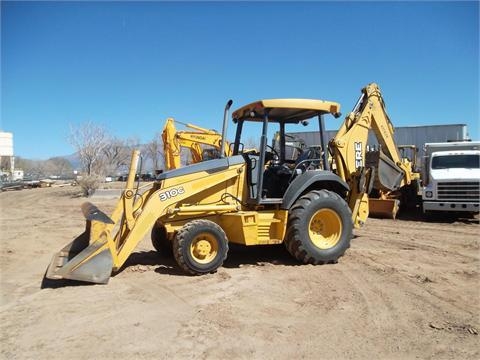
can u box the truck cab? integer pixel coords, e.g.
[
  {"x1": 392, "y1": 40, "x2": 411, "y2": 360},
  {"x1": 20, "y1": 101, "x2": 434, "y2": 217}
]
[{"x1": 422, "y1": 142, "x2": 480, "y2": 213}]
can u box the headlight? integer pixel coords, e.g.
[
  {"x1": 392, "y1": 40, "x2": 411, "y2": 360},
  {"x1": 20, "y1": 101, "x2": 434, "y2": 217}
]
[{"x1": 425, "y1": 191, "x2": 433, "y2": 198}]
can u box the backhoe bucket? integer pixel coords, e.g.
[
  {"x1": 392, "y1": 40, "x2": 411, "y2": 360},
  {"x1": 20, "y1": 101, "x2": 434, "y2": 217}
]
[
  {"x1": 46, "y1": 203, "x2": 115, "y2": 284},
  {"x1": 366, "y1": 150, "x2": 404, "y2": 192},
  {"x1": 368, "y1": 198, "x2": 400, "y2": 219}
]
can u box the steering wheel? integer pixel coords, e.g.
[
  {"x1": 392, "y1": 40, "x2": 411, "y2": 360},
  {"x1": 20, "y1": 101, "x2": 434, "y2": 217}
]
[
  {"x1": 265, "y1": 145, "x2": 280, "y2": 163},
  {"x1": 295, "y1": 149, "x2": 315, "y2": 169}
]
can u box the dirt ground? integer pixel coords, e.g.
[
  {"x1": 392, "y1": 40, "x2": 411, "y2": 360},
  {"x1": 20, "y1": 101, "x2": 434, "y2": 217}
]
[{"x1": 0, "y1": 185, "x2": 478, "y2": 359}]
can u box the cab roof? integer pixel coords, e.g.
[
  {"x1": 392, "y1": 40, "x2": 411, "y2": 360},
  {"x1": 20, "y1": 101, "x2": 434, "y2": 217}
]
[{"x1": 232, "y1": 99, "x2": 341, "y2": 123}]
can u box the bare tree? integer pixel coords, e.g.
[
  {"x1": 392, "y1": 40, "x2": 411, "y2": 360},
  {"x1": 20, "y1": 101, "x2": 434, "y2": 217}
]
[
  {"x1": 13, "y1": 156, "x2": 73, "y2": 179},
  {"x1": 46, "y1": 157, "x2": 73, "y2": 177},
  {"x1": 0, "y1": 156, "x2": 11, "y2": 171},
  {"x1": 68, "y1": 121, "x2": 109, "y2": 196},
  {"x1": 69, "y1": 121, "x2": 109, "y2": 176},
  {"x1": 103, "y1": 137, "x2": 133, "y2": 176},
  {"x1": 14, "y1": 157, "x2": 39, "y2": 178},
  {"x1": 145, "y1": 132, "x2": 164, "y2": 172}
]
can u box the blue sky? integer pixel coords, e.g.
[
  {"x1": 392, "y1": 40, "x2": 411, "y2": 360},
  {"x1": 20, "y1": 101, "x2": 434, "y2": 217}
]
[{"x1": 1, "y1": 1, "x2": 479, "y2": 159}]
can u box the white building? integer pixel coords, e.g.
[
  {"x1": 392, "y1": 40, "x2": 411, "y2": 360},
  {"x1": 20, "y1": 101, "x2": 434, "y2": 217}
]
[{"x1": 0, "y1": 131, "x2": 20, "y2": 181}]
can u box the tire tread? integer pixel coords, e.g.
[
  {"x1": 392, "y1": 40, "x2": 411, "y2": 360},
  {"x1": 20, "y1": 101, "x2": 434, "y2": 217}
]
[
  {"x1": 173, "y1": 219, "x2": 229, "y2": 275},
  {"x1": 285, "y1": 190, "x2": 352, "y2": 265}
]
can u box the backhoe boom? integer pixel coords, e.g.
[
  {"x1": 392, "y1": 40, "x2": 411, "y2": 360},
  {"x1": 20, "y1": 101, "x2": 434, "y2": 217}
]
[{"x1": 330, "y1": 83, "x2": 414, "y2": 225}]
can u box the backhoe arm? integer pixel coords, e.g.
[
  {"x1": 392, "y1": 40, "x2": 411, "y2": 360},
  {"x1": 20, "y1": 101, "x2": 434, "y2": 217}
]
[{"x1": 330, "y1": 83, "x2": 412, "y2": 226}]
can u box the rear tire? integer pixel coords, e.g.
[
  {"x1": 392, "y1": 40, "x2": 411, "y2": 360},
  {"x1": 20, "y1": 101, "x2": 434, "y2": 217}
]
[
  {"x1": 173, "y1": 220, "x2": 229, "y2": 275},
  {"x1": 285, "y1": 190, "x2": 352, "y2": 264},
  {"x1": 151, "y1": 223, "x2": 172, "y2": 256}
]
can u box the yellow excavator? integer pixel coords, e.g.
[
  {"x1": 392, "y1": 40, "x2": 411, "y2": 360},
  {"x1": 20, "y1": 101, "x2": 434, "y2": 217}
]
[
  {"x1": 162, "y1": 118, "x2": 231, "y2": 170},
  {"x1": 45, "y1": 83, "x2": 416, "y2": 284}
]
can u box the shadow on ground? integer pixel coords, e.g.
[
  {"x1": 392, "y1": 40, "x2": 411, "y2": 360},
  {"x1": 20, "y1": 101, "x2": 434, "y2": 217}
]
[
  {"x1": 41, "y1": 244, "x2": 303, "y2": 288},
  {"x1": 390, "y1": 205, "x2": 479, "y2": 225},
  {"x1": 223, "y1": 243, "x2": 298, "y2": 268}
]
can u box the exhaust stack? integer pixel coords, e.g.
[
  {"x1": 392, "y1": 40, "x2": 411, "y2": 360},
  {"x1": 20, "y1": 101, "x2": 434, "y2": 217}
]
[{"x1": 220, "y1": 99, "x2": 233, "y2": 158}]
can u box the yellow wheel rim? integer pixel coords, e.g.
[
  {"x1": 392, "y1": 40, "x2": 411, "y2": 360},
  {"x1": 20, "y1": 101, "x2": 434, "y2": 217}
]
[
  {"x1": 189, "y1": 233, "x2": 218, "y2": 264},
  {"x1": 308, "y1": 209, "x2": 342, "y2": 249}
]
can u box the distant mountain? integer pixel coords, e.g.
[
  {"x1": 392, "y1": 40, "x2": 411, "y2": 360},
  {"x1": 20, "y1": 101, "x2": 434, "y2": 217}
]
[{"x1": 62, "y1": 152, "x2": 81, "y2": 170}]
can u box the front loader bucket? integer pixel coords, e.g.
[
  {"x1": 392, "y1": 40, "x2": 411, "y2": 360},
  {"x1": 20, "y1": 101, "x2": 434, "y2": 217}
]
[
  {"x1": 46, "y1": 203, "x2": 115, "y2": 284},
  {"x1": 46, "y1": 150, "x2": 143, "y2": 285},
  {"x1": 368, "y1": 198, "x2": 400, "y2": 219}
]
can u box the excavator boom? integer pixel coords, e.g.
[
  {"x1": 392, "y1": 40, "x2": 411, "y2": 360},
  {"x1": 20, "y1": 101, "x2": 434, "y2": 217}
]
[{"x1": 161, "y1": 118, "x2": 231, "y2": 170}]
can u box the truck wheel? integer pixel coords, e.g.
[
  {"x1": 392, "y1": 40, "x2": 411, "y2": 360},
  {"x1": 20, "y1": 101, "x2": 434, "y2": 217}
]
[
  {"x1": 151, "y1": 223, "x2": 172, "y2": 256},
  {"x1": 173, "y1": 220, "x2": 229, "y2": 275},
  {"x1": 285, "y1": 190, "x2": 353, "y2": 264}
]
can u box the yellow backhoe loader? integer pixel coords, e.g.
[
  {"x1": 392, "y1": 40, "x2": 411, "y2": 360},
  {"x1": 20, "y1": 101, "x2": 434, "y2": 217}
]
[
  {"x1": 329, "y1": 83, "x2": 420, "y2": 221},
  {"x1": 47, "y1": 98, "x2": 357, "y2": 284},
  {"x1": 162, "y1": 118, "x2": 231, "y2": 170},
  {"x1": 45, "y1": 83, "x2": 417, "y2": 284}
]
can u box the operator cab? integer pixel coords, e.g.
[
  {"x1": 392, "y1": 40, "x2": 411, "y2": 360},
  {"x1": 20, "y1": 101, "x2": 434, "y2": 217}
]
[{"x1": 231, "y1": 99, "x2": 341, "y2": 205}]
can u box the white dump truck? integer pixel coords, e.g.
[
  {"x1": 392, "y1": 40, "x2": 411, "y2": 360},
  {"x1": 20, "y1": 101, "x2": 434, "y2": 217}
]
[{"x1": 422, "y1": 141, "x2": 480, "y2": 213}]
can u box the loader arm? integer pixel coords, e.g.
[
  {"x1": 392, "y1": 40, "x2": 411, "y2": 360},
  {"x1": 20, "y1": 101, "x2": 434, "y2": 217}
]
[
  {"x1": 46, "y1": 150, "x2": 243, "y2": 284},
  {"x1": 162, "y1": 118, "x2": 231, "y2": 170},
  {"x1": 329, "y1": 83, "x2": 412, "y2": 226}
]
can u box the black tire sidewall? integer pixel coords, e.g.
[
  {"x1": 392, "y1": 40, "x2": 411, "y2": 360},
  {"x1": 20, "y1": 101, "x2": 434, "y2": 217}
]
[{"x1": 151, "y1": 224, "x2": 171, "y2": 255}]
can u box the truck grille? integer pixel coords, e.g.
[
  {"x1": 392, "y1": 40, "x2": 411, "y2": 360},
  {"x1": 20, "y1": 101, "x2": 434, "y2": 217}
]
[{"x1": 437, "y1": 182, "x2": 480, "y2": 202}]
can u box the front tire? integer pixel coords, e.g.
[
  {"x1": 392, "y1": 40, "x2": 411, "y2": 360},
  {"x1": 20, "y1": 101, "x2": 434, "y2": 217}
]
[
  {"x1": 285, "y1": 190, "x2": 352, "y2": 264},
  {"x1": 151, "y1": 223, "x2": 172, "y2": 256},
  {"x1": 173, "y1": 220, "x2": 229, "y2": 275}
]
